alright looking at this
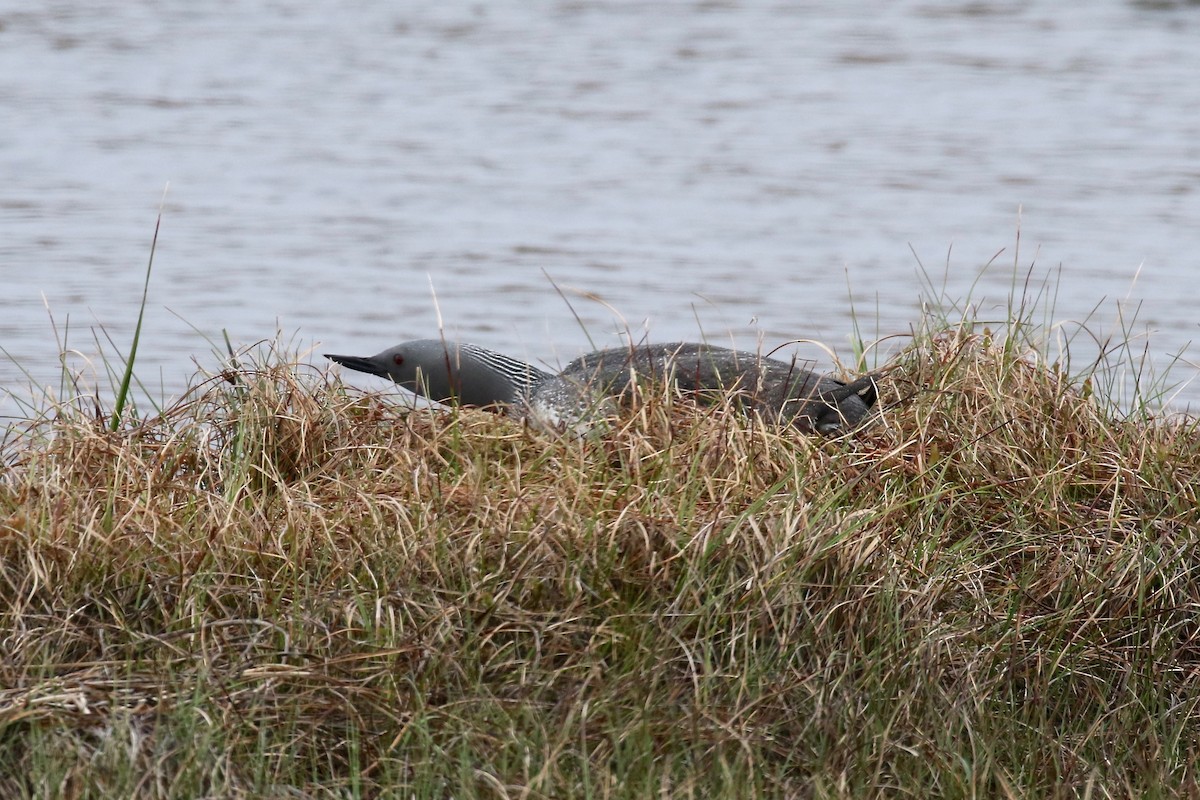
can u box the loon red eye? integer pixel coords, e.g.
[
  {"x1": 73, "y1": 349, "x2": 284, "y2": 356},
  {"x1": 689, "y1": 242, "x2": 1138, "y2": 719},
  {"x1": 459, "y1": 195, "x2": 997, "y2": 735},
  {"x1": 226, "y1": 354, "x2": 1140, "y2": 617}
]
[{"x1": 392, "y1": 354, "x2": 404, "y2": 366}]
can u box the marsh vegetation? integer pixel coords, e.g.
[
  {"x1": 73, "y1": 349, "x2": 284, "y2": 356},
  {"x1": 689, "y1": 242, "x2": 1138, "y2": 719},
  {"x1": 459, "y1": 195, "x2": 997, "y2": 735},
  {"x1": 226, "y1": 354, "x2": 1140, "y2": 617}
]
[{"x1": 1, "y1": 294, "x2": 1198, "y2": 798}]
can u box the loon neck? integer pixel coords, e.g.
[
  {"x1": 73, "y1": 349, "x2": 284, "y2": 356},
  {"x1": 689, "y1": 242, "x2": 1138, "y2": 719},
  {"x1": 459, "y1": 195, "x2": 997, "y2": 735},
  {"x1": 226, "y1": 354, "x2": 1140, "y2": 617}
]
[{"x1": 456, "y1": 342, "x2": 549, "y2": 402}]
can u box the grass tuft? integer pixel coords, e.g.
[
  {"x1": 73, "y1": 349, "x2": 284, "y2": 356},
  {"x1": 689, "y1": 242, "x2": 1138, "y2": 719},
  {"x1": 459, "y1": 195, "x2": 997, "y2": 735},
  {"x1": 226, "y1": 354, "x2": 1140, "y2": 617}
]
[{"x1": 1, "y1": 298, "x2": 1198, "y2": 798}]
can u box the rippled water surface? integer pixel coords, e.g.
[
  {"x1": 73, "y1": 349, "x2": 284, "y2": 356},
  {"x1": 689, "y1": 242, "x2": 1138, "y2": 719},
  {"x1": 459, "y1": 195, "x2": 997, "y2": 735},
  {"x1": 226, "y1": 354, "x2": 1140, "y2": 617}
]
[{"x1": 3, "y1": 1, "x2": 1199, "y2": 420}]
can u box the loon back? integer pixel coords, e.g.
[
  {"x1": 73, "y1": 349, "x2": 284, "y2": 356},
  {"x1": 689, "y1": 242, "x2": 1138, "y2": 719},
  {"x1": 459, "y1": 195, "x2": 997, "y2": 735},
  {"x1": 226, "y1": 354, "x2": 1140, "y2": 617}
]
[{"x1": 527, "y1": 342, "x2": 878, "y2": 435}]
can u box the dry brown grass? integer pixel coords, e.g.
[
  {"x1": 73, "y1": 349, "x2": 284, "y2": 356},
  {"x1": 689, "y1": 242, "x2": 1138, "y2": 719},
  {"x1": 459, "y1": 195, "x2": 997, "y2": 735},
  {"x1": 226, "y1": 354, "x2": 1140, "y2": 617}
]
[{"x1": 1, "y1": 321, "x2": 1199, "y2": 798}]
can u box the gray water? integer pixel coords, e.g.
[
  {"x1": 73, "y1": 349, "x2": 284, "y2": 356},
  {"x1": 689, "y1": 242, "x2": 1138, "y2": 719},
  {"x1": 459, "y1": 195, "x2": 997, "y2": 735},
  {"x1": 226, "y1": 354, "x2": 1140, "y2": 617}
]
[{"x1": 3, "y1": 0, "x2": 1199, "y2": 423}]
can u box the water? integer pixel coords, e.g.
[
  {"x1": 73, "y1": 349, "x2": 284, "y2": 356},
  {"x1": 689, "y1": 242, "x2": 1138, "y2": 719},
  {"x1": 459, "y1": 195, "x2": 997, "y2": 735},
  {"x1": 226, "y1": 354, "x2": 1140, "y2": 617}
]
[{"x1": 3, "y1": 0, "x2": 1199, "y2": 422}]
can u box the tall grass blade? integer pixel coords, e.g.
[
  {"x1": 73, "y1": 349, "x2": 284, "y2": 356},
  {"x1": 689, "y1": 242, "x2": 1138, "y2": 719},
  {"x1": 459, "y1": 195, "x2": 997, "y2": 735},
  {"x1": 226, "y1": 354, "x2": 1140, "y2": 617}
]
[{"x1": 109, "y1": 207, "x2": 162, "y2": 431}]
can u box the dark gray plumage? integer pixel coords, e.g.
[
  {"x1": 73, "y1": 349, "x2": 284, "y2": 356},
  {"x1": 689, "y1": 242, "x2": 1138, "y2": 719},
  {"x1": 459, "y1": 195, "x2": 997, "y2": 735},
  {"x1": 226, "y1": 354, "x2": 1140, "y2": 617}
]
[
  {"x1": 530, "y1": 342, "x2": 877, "y2": 435},
  {"x1": 326, "y1": 339, "x2": 878, "y2": 435}
]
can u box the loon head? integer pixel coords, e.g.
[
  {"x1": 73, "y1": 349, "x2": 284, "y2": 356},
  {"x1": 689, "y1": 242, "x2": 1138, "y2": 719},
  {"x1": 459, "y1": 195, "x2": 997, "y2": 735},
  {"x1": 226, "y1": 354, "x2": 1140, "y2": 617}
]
[{"x1": 326, "y1": 339, "x2": 550, "y2": 407}]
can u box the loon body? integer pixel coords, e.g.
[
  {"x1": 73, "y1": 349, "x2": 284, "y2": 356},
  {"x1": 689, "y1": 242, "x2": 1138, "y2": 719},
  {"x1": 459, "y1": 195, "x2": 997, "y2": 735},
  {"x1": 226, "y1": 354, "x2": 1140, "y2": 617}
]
[{"x1": 326, "y1": 339, "x2": 878, "y2": 435}]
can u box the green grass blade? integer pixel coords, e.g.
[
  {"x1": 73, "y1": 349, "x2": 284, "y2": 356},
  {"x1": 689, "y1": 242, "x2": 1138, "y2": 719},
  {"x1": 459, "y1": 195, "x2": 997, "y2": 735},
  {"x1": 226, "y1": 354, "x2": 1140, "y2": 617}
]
[{"x1": 109, "y1": 209, "x2": 161, "y2": 431}]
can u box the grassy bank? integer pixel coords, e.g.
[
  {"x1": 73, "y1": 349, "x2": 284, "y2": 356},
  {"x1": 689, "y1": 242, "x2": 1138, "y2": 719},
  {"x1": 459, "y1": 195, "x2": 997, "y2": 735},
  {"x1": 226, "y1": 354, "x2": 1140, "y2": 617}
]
[{"x1": 1, "y1": 312, "x2": 1199, "y2": 798}]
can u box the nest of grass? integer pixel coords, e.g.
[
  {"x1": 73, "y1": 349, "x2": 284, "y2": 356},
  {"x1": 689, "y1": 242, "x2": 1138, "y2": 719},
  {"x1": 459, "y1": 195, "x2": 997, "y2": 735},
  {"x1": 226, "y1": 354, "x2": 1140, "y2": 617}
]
[{"x1": 1, "y1": 322, "x2": 1198, "y2": 798}]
